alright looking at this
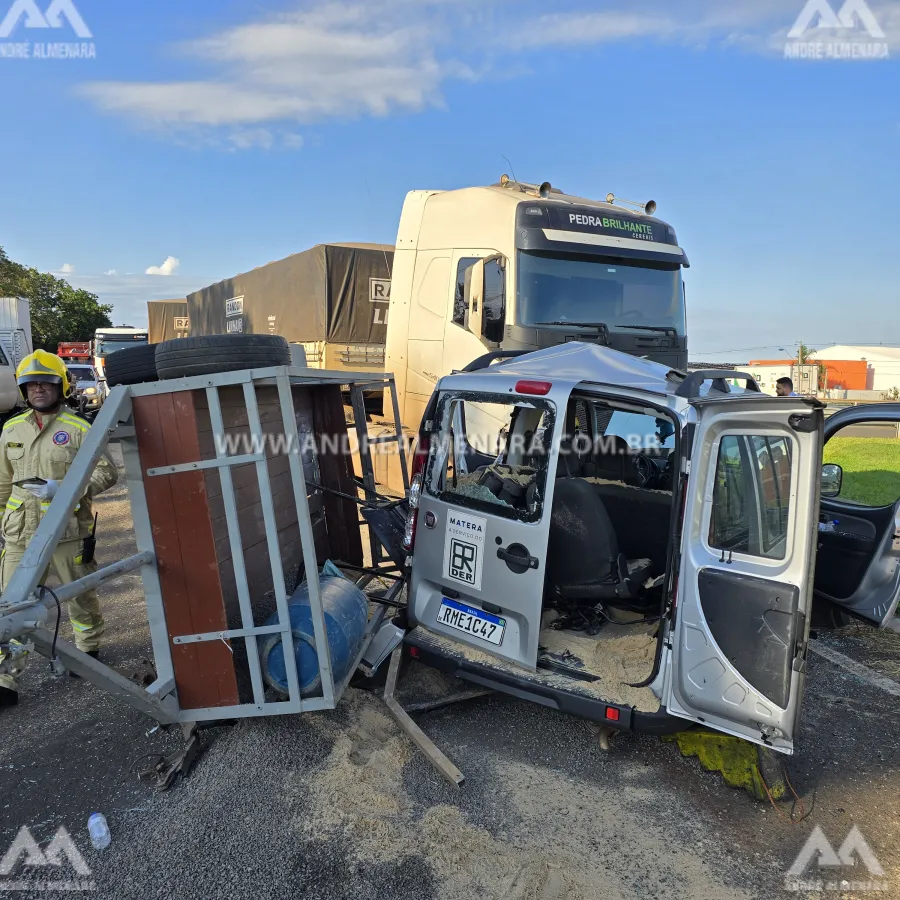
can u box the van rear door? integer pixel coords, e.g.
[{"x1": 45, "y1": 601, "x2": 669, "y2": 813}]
[
  {"x1": 664, "y1": 397, "x2": 823, "y2": 754},
  {"x1": 408, "y1": 384, "x2": 567, "y2": 669}
]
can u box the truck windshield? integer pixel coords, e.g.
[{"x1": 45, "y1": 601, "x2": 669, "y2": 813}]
[
  {"x1": 97, "y1": 338, "x2": 147, "y2": 357},
  {"x1": 517, "y1": 250, "x2": 685, "y2": 334}
]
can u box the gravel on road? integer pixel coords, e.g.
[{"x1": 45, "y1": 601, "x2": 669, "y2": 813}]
[{"x1": 1, "y1": 447, "x2": 898, "y2": 900}]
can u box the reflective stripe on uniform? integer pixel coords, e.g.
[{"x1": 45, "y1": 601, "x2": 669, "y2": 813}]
[
  {"x1": 2, "y1": 413, "x2": 31, "y2": 430},
  {"x1": 70, "y1": 620, "x2": 93, "y2": 632},
  {"x1": 6, "y1": 497, "x2": 23, "y2": 510},
  {"x1": 57, "y1": 414, "x2": 89, "y2": 432}
]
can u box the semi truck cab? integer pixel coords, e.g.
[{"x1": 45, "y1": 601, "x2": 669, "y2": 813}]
[
  {"x1": 94, "y1": 327, "x2": 149, "y2": 382},
  {"x1": 384, "y1": 178, "x2": 690, "y2": 428}
]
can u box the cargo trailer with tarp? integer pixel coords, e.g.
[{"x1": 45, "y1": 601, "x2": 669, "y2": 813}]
[
  {"x1": 148, "y1": 300, "x2": 190, "y2": 344},
  {"x1": 186, "y1": 243, "x2": 393, "y2": 375}
]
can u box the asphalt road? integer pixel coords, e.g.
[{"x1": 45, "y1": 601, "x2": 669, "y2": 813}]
[{"x1": 1, "y1": 452, "x2": 899, "y2": 899}]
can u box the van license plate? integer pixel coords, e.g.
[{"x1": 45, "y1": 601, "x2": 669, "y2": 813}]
[{"x1": 437, "y1": 599, "x2": 506, "y2": 646}]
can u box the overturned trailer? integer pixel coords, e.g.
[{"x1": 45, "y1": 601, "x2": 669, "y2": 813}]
[
  {"x1": 0, "y1": 354, "x2": 413, "y2": 786},
  {"x1": 187, "y1": 243, "x2": 393, "y2": 375}
]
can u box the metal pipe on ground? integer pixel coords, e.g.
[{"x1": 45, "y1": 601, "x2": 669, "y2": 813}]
[{"x1": 0, "y1": 552, "x2": 154, "y2": 640}]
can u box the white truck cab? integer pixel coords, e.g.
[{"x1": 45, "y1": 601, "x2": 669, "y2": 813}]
[
  {"x1": 384, "y1": 178, "x2": 689, "y2": 430},
  {"x1": 94, "y1": 327, "x2": 149, "y2": 383}
]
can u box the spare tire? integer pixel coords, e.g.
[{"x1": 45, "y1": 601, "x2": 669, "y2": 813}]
[
  {"x1": 155, "y1": 334, "x2": 291, "y2": 380},
  {"x1": 104, "y1": 343, "x2": 159, "y2": 386}
]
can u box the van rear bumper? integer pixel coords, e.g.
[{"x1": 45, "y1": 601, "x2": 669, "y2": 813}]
[{"x1": 404, "y1": 628, "x2": 684, "y2": 736}]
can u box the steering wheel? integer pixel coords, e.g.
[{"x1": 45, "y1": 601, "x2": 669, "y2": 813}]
[{"x1": 633, "y1": 453, "x2": 657, "y2": 488}]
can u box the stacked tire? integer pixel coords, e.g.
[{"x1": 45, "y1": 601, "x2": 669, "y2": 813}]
[
  {"x1": 104, "y1": 344, "x2": 159, "y2": 386},
  {"x1": 103, "y1": 334, "x2": 292, "y2": 387},
  {"x1": 155, "y1": 335, "x2": 291, "y2": 380}
]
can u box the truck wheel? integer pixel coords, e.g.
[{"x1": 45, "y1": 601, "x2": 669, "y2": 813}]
[
  {"x1": 104, "y1": 344, "x2": 159, "y2": 386},
  {"x1": 155, "y1": 335, "x2": 291, "y2": 380}
]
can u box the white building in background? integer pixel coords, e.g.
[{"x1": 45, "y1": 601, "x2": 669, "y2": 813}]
[{"x1": 811, "y1": 346, "x2": 900, "y2": 392}]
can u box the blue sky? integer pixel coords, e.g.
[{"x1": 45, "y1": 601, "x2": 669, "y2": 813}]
[{"x1": 1, "y1": 0, "x2": 898, "y2": 361}]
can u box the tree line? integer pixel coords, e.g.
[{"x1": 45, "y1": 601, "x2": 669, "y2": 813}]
[{"x1": 0, "y1": 246, "x2": 113, "y2": 351}]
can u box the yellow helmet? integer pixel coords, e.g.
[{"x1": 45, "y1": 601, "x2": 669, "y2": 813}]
[{"x1": 16, "y1": 349, "x2": 72, "y2": 401}]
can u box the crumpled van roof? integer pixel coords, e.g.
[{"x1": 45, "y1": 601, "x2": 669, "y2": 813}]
[{"x1": 476, "y1": 342, "x2": 681, "y2": 395}]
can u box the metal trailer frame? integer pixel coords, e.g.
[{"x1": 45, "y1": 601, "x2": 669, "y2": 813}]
[{"x1": 0, "y1": 365, "x2": 408, "y2": 732}]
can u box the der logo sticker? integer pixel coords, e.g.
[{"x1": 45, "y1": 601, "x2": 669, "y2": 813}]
[{"x1": 443, "y1": 512, "x2": 487, "y2": 591}]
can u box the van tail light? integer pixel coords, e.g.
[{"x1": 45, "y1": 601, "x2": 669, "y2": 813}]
[
  {"x1": 403, "y1": 430, "x2": 429, "y2": 553},
  {"x1": 402, "y1": 473, "x2": 423, "y2": 552}
]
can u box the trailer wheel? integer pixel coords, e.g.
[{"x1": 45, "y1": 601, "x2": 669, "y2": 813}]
[
  {"x1": 104, "y1": 344, "x2": 159, "y2": 386},
  {"x1": 155, "y1": 335, "x2": 292, "y2": 380}
]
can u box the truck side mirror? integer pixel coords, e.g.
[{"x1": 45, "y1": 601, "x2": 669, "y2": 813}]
[
  {"x1": 465, "y1": 259, "x2": 485, "y2": 338},
  {"x1": 482, "y1": 257, "x2": 506, "y2": 345},
  {"x1": 821, "y1": 463, "x2": 842, "y2": 498}
]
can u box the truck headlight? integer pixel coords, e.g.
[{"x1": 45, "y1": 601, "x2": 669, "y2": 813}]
[{"x1": 83, "y1": 387, "x2": 97, "y2": 395}]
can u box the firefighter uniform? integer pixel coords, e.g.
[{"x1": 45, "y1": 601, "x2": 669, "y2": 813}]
[{"x1": 0, "y1": 404, "x2": 118, "y2": 693}]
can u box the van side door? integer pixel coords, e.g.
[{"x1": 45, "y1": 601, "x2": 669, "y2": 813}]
[{"x1": 664, "y1": 398, "x2": 823, "y2": 754}]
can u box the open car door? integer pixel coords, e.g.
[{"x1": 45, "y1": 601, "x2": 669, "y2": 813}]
[
  {"x1": 815, "y1": 403, "x2": 900, "y2": 627},
  {"x1": 664, "y1": 396, "x2": 824, "y2": 754}
]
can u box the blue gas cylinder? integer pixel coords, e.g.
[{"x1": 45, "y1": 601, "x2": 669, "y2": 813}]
[{"x1": 259, "y1": 576, "x2": 368, "y2": 697}]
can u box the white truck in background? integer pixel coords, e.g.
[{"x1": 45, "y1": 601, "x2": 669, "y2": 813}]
[
  {"x1": 0, "y1": 297, "x2": 33, "y2": 423},
  {"x1": 384, "y1": 176, "x2": 690, "y2": 430},
  {"x1": 93, "y1": 327, "x2": 149, "y2": 383}
]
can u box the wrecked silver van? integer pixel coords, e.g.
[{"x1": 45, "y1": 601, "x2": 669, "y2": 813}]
[{"x1": 397, "y1": 343, "x2": 900, "y2": 755}]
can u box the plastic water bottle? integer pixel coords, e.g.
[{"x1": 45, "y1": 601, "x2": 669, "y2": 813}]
[{"x1": 88, "y1": 813, "x2": 111, "y2": 850}]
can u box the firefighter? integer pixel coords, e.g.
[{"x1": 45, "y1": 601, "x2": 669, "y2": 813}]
[{"x1": 0, "y1": 350, "x2": 118, "y2": 707}]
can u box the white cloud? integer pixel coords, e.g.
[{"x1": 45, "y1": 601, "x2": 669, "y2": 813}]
[
  {"x1": 227, "y1": 128, "x2": 275, "y2": 150},
  {"x1": 67, "y1": 272, "x2": 208, "y2": 329},
  {"x1": 145, "y1": 256, "x2": 181, "y2": 276},
  {"x1": 58, "y1": 263, "x2": 75, "y2": 274},
  {"x1": 504, "y1": 0, "x2": 900, "y2": 54},
  {"x1": 509, "y1": 10, "x2": 677, "y2": 48},
  {"x1": 80, "y1": 1, "x2": 458, "y2": 145},
  {"x1": 104, "y1": 269, "x2": 118, "y2": 276},
  {"x1": 77, "y1": 0, "x2": 900, "y2": 149}
]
